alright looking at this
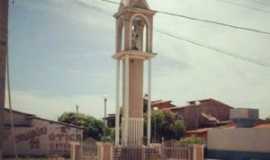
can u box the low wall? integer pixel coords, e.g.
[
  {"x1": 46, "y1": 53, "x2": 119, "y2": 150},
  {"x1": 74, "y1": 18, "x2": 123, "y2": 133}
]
[{"x1": 3, "y1": 118, "x2": 83, "y2": 157}]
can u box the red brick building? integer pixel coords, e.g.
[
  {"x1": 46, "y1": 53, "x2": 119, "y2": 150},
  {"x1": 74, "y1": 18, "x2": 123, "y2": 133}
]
[{"x1": 167, "y1": 98, "x2": 233, "y2": 130}]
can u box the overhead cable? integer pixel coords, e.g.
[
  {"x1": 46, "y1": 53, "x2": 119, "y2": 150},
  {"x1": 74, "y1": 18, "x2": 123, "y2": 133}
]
[
  {"x1": 80, "y1": 0, "x2": 270, "y2": 67},
  {"x1": 157, "y1": 30, "x2": 270, "y2": 67},
  {"x1": 216, "y1": 0, "x2": 270, "y2": 13},
  {"x1": 100, "y1": 0, "x2": 270, "y2": 36},
  {"x1": 157, "y1": 11, "x2": 270, "y2": 36}
]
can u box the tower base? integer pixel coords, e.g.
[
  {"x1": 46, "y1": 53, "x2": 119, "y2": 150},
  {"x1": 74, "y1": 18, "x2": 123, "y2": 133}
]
[
  {"x1": 120, "y1": 147, "x2": 143, "y2": 160},
  {"x1": 127, "y1": 118, "x2": 144, "y2": 146}
]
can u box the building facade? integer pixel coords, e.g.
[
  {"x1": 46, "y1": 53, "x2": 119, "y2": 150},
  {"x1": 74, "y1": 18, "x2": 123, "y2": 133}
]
[
  {"x1": 207, "y1": 128, "x2": 270, "y2": 160},
  {"x1": 168, "y1": 99, "x2": 233, "y2": 130},
  {"x1": 3, "y1": 109, "x2": 83, "y2": 157}
]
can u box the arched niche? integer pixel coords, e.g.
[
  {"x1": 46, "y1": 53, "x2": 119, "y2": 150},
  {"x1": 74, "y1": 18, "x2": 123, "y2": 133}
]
[{"x1": 129, "y1": 14, "x2": 151, "y2": 52}]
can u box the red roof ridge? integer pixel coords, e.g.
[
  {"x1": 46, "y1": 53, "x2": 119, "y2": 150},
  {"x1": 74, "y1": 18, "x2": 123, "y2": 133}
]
[{"x1": 168, "y1": 98, "x2": 234, "y2": 111}]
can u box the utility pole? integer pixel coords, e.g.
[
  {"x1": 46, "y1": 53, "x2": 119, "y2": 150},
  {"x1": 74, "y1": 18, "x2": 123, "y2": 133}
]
[
  {"x1": 75, "y1": 105, "x2": 79, "y2": 141},
  {"x1": 103, "y1": 96, "x2": 108, "y2": 127},
  {"x1": 103, "y1": 96, "x2": 108, "y2": 140},
  {"x1": 0, "y1": 0, "x2": 8, "y2": 159},
  {"x1": 75, "y1": 105, "x2": 83, "y2": 157},
  {"x1": 76, "y1": 105, "x2": 79, "y2": 115}
]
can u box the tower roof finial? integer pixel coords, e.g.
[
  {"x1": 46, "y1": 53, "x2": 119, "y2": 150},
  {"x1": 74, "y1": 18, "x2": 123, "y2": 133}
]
[{"x1": 120, "y1": 0, "x2": 150, "y2": 9}]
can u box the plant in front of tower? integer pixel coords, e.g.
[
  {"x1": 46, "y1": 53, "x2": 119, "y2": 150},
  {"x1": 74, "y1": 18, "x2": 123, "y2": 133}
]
[
  {"x1": 58, "y1": 112, "x2": 112, "y2": 141},
  {"x1": 143, "y1": 110, "x2": 186, "y2": 143}
]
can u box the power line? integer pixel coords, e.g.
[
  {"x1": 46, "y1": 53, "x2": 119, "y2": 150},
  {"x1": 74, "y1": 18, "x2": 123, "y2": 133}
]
[
  {"x1": 216, "y1": 0, "x2": 270, "y2": 13},
  {"x1": 99, "y1": 0, "x2": 270, "y2": 36},
  {"x1": 101, "y1": 0, "x2": 118, "y2": 5},
  {"x1": 235, "y1": 0, "x2": 270, "y2": 7},
  {"x1": 157, "y1": 30, "x2": 270, "y2": 67},
  {"x1": 219, "y1": 0, "x2": 270, "y2": 8},
  {"x1": 78, "y1": 0, "x2": 270, "y2": 67},
  {"x1": 103, "y1": 0, "x2": 270, "y2": 7},
  {"x1": 157, "y1": 10, "x2": 270, "y2": 36}
]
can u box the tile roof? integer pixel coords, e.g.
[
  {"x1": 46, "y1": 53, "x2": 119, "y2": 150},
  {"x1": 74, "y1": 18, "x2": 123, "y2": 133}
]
[
  {"x1": 167, "y1": 98, "x2": 234, "y2": 111},
  {"x1": 4, "y1": 108, "x2": 84, "y2": 129}
]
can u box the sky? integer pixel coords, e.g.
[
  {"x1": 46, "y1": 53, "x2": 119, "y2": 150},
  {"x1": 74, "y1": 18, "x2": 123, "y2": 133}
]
[{"x1": 7, "y1": 0, "x2": 270, "y2": 120}]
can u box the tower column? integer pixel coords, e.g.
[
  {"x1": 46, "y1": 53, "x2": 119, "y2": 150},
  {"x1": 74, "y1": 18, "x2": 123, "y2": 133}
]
[
  {"x1": 123, "y1": 57, "x2": 130, "y2": 146},
  {"x1": 147, "y1": 59, "x2": 152, "y2": 145},
  {"x1": 115, "y1": 60, "x2": 120, "y2": 146}
]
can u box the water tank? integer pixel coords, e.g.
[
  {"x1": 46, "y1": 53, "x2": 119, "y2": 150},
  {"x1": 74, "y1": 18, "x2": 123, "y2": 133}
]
[{"x1": 230, "y1": 108, "x2": 259, "y2": 128}]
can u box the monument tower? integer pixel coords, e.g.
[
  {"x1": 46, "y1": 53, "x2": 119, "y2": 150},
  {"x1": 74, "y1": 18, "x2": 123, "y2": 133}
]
[{"x1": 113, "y1": 0, "x2": 156, "y2": 146}]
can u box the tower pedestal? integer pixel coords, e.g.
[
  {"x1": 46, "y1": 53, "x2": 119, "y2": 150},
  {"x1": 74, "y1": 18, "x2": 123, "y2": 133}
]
[{"x1": 114, "y1": 0, "x2": 156, "y2": 147}]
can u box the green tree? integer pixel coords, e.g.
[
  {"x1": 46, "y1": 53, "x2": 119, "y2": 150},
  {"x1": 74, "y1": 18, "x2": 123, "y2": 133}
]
[
  {"x1": 174, "y1": 120, "x2": 185, "y2": 139},
  {"x1": 266, "y1": 116, "x2": 270, "y2": 122},
  {"x1": 149, "y1": 110, "x2": 185, "y2": 142},
  {"x1": 178, "y1": 136, "x2": 203, "y2": 145},
  {"x1": 58, "y1": 112, "x2": 111, "y2": 141}
]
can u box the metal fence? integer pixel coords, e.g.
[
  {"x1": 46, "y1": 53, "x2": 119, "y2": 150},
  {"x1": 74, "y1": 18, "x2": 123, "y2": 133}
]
[
  {"x1": 113, "y1": 144, "x2": 192, "y2": 160},
  {"x1": 114, "y1": 146, "x2": 153, "y2": 160},
  {"x1": 161, "y1": 145, "x2": 193, "y2": 160},
  {"x1": 81, "y1": 139, "x2": 97, "y2": 160},
  {"x1": 73, "y1": 141, "x2": 203, "y2": 160}
]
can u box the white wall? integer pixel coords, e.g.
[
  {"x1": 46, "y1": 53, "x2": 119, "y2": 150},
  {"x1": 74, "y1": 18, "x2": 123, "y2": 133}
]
[{"x1": 208, "y1": 128, "x2": 270, "y2": 153}]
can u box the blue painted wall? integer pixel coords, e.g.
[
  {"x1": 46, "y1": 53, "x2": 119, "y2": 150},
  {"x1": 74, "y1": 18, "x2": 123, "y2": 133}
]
[{"x1": 206, "y1": 149, "x2": 270, "y2": 160}]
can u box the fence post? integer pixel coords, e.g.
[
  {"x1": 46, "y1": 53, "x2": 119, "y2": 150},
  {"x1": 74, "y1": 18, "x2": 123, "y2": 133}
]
[
  {"x1": 97, "y1": 142, "x2": 113, "y2": 160},
  {"x1": 192, "y1": 144, "x2": 204, "y2": 160},
  {"x1": 70, "y1": 142, "x2": 81, "y2": 160}
]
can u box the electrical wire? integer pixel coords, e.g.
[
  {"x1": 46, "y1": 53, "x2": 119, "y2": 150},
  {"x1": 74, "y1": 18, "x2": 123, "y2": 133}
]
[
  {"x1": 101, "y1": 0, "x2": 118, "y2": 5},
  {"x1": 76, "y1": 0, "x2": 270, "y2": 67},
  {"x1": 157, "y1": 10, "x2": 270, "y2": 36},
  {"x1": 216, "y1": 0, "x2": 270, "y2": 13},
  {"x1": 99, "y1": 0, "x2": 270, "y2": 36},
  {"x1": 157, "y1": 30, "x2": 270, "y2": 67}
]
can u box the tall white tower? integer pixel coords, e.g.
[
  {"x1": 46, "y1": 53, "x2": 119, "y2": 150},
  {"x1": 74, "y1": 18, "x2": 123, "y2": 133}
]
[
  {"x1": 0, "y1": 0, "x2": 8, "y2": 159},
  {"x1": 114, "y1": 0, "x2": 156, "y2": 146}
]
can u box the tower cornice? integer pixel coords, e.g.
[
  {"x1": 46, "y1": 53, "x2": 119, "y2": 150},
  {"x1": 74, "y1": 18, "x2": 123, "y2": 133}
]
[
  {"x1": 114, "y1": 7, "x2": 156, "y2": 19},
  {"x1": 113, "y1": 51, "x2": 156, "y2": 60}
]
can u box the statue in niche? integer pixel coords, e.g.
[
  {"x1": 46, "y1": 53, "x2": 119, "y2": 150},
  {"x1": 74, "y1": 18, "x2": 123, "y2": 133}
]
[{"x1": 131, "y1": 20, "x2": 144, "y2": 51}]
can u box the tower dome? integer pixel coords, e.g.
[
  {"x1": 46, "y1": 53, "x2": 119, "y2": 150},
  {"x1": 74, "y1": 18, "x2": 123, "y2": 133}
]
[{"x1": 120, "y1": 0, "x2": 150, "y2": 9}]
